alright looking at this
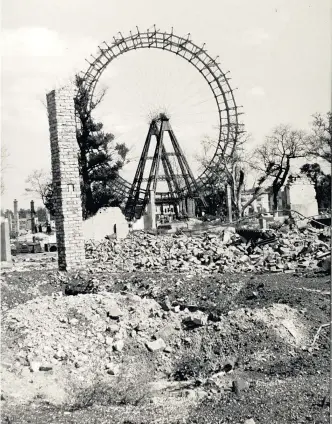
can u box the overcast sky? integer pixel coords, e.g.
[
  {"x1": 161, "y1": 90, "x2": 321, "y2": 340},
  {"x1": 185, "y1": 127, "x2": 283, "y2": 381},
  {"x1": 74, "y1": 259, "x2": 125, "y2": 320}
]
[{"x1": 1, "y1": 0, "x2": 331, "y2": 210}]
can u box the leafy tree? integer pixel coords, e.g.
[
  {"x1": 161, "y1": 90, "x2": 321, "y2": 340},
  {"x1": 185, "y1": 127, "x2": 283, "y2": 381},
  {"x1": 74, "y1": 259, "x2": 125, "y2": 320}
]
[
  {"x1": 300, "y1": 163, "x2": 331, "y2": 210},
  {"x1": 307, "y1": 112, "x2": 331, "y2": 163},
  {"x1": 253, "y1": 125, "x2": 307, "y2": 211},
  {"x1": 74, "y1": 75, "x2": 129, "y2": 219}
]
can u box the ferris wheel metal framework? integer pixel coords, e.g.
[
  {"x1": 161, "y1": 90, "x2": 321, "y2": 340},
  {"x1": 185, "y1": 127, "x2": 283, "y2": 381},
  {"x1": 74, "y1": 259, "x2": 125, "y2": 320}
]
[{"x1": 80, "y1": 25, "x2": 243, "y2": 205}]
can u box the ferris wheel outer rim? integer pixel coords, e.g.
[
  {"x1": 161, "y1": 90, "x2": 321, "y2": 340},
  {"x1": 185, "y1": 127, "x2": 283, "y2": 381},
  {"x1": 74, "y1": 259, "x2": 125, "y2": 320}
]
[{"x1": 80, "y1": 28, "x2": 240, "y2": 198}]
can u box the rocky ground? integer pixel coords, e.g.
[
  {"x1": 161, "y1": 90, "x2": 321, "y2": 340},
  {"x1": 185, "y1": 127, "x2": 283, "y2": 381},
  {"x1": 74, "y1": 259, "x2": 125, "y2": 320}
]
[
  {"x1": 85, "y1": 224, "x2": 331, "y2": 274},
  {"x1": 1, "y1": 226, "x2": 331, "y2": 424}
]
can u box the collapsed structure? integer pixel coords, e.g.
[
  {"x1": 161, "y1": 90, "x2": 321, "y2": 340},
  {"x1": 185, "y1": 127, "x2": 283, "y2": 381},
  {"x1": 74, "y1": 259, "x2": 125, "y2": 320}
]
[{"x1": 86, "y1": 221, "x2": 330, "y2": 274}]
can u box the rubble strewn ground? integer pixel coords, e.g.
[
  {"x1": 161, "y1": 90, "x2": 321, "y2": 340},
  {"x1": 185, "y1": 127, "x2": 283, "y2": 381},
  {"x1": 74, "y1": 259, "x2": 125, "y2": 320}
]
[
  {"x1": 86, "y1": 225, "x2": 330, "y2": 274},
  {"x1": 1, "y1": 223, "x2": 330, "y2": 423}
]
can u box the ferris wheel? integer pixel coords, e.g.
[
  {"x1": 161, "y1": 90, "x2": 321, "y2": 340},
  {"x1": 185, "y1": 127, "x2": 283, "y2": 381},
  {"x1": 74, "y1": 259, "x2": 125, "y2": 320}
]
[{"x1": 79, "y1": 25, "x2": 242, "y2": 216}]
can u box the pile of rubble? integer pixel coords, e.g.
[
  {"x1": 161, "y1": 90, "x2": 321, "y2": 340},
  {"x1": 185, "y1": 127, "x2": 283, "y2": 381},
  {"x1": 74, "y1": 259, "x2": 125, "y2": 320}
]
[
  {"x1": 2, "y1": 292, "x2": 177, "y2": 376},
  {"x1": 2, "y1": 289, "x2": 311, "y2": 407},
  {"x1": 85, "y1": 224, "x2": 330, "y2": 274},
  {"x1": 1, "y1": 290, "x2": 230, "y2": 405}
]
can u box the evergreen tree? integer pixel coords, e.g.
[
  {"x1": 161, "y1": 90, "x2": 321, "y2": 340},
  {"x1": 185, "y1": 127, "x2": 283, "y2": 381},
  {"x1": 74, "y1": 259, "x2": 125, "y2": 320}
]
[
  {"x1": 38, "y1": 76, "x2": 129, "y2": 219},
  {"x1": 300, "y1": 163, "x2": 331, "y2": 210},
  {"x1": 74, "y1": 75, "x2": 129, "y2": 218}
]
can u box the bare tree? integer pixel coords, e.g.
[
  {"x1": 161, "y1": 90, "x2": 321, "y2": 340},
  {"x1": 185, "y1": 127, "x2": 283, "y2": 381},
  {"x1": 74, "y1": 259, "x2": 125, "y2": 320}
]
[
  {"x1": 307, "y1": 112, "x2": 331, "y2": 163},
  {"x1": 25, "y1": 169, "x2": 52, "y2": 205},
  {"x1": 253, "y1": 125, "x2": 308, "y2": 211},
  {"x1": 196, "y1": 126, "x2": 257, "y2": 218}
]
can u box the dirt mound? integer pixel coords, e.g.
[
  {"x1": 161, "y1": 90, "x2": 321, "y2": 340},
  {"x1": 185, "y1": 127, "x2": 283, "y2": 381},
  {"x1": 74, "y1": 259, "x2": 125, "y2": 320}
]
[
  {"x1": 1, "y1": 270, "x2": 330, "y2": 423},
  {"x1": 2, "y1": 287, "x2": 314, "y2": 410},
  {"x1": 1, "y1": 291, "x2": 183, "y2": 405}
]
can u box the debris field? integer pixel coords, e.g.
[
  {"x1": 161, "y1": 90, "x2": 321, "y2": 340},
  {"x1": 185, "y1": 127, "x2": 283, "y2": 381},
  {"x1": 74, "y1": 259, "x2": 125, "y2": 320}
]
[
  {"x1": 1, "y1": 222, "x2": 330, "y2": 423},
  {"x1": 86, "y1": 224, "x2": 330, "y2": 274}
]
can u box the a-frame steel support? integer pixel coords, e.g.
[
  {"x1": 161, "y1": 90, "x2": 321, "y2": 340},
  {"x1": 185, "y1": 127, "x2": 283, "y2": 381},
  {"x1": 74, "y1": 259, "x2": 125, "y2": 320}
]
[
  {"x1": 124, "y1": 121, "x2": 159, "y2": 220},
  {"x1": 124, "y1": 116, "x2": 207, "y2": 221}
]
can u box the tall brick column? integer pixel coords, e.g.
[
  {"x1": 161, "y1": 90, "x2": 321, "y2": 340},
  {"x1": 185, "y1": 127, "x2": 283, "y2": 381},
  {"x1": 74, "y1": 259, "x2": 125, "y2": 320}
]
[{"x1": 46, "y1": 85, "x2": 85, "y2": 271}]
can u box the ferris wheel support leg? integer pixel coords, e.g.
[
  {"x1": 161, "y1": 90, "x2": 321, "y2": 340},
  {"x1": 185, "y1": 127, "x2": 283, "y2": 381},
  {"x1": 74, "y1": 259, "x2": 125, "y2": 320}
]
[{"x1": 147, "y1": 189, "x2": 157, "y2": 230}]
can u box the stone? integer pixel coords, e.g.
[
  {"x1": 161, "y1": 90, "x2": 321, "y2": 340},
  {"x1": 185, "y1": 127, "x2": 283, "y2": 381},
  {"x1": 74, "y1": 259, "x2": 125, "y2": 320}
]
[
  {"x1": 114, "y1": 329, "x2": 126, "y2": 341},
  {"x1": 105, "y1": 336, "x2": 113, "y2": 346},
  {"x1": 184, "y1": 312, "x2": 208, "y2": 327},
  {"x1": 222, "y1": 227, "x2": 236, "y2": 244},
  {"x1": 107, "y1": 305, "x2": 123, "y2": 319},
  {"x1": 54, "y1": 350, "x2": 65, "y2": 360},
  {"x1": 105, "y1": 363, "x2": 119, "y2": 375},
  {"x1": 105, "y1": 346, "x2": 113, "y2": 357},
  {"x1": 195, "y1": 390, "x2": 208, "y2": 400},
  {"x1": 160, "y1": 297, "x2": 172, "y2": 311},
  {"x1": 29, "y1": 361, "x2": 41, "y2": 372},
  {"x1": 113, "y1": 340, "x2": 124, "y2": 352},
  {"x1": 285, "y1": 262, "x2": 296, "y2": 270},
  {"x1": 297, "y1": 219, "x2": 308, "y2": 230},
  {"x1": 232, "y1": 378, "x2": 249, "y2": 395},
  {"x1": 244, "y1": 419, "x2": 256, "y2": 424},
  {"x1": 107, "y1": 324, "x2": 120, "y2": 333},
  {"x1": 146, "y1": 338, "x2": 166, "y2": 352},
  {"x1": 96, "y1": 333, "x2": 104, "y2": 342},
  {"x1": 126, "y1": 293, "x2": 141, "y2": 302},
  {"x1": 182, "y1": 389, "x2": 197, "y2": 400},
  {"x1": 17, "y1": 355, "x2": 29, "y2": 367},
  {"x1": 39, "y1": 365, "x2": 53, "y2": 371},
  {"x1": 136, "y1": 321, "x2": 149, "y2": 331}
]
